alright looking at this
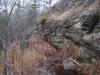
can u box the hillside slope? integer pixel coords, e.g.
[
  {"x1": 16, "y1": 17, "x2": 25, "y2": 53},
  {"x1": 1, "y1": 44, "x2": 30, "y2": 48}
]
[
  {"x1": 50, "y1": 0, "x2": 99, "y2": 20},
  {"x1": 6, "y1": 0, "x2": 100, "y2": 75},
  {"x1": 38, "y1": 0, "x2": 100, "y2": 62}
]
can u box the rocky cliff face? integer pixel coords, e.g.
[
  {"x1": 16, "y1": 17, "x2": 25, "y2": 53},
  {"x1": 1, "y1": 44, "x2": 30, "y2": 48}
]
[{"x1": 38, "y1": 0, "x2": 100, "y2": 63}]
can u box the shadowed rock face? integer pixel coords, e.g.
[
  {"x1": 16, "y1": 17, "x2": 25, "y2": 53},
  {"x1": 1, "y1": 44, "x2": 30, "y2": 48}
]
[{"x1": 81, "y1": 12, "x2": 100, "y2": 34}]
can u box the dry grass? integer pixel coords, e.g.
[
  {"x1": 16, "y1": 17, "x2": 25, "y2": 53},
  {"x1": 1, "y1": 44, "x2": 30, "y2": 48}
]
[
  {"x1": 0, "y1": 35, "x2": 100, "y2": 75},
  {"x1": 7, "y1": 39, "x2": 46, "y2": 75},
  {"x1": 77, "y1": 61, "x2": 100, "y2": 75},
  {"x1": 0, "y1": 35, "x2": 57, "y2": 75}
]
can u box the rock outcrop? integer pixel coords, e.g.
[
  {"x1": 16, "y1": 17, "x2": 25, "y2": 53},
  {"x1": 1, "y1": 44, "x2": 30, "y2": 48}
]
[
  {"x1": 27, "y1": 0, "x2": 100, "y2": 75},
  {"x1": 38, "y1": 0, "x2": 100, "y2": 63}
]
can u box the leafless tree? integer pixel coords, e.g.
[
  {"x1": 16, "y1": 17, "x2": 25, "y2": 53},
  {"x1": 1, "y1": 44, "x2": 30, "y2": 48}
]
[{"x1": 2, "y1": 0, "x2": 17, "y2": 75}]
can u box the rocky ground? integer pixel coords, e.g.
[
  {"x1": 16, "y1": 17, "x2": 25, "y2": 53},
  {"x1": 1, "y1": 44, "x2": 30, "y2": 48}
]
[{"x1": 1, "y1": 0, "x2": 99, "y2": 75}]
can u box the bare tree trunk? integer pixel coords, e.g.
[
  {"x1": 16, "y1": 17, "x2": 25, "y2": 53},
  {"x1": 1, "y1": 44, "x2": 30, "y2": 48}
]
[
  {"x1": 49, "y1": 0, "x2": 52, "y2": 9},
  {"x1": 3, "y1": 0, "x2": 9, "y2": 74},
  {"x1": 3, "y1": 0, "x2": 17, "y2": 75}
]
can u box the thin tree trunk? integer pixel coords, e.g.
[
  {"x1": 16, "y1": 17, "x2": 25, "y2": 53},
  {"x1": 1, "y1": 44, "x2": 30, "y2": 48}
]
[{"x1": 3, "y1": 0, "x2": 17, "y2": 75}]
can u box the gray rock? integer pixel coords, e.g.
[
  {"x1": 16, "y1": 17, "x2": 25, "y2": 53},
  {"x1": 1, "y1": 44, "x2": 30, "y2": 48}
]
[{"x1": 63, "y1": 59, "x2": 77, "y2": 70}]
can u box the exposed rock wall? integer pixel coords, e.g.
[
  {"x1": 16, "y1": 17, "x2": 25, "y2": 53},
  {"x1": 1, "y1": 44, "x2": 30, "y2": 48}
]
[{"x1": 38, "y1": 0, "x2": 100, "y2": 63}]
